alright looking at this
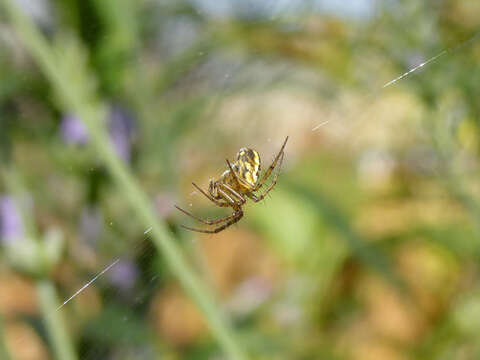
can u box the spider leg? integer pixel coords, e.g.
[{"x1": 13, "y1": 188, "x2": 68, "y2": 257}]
[
  {"x1": 247, "y1": 151, "x2": 284, "y2": 202},
  {"x1": 219, "y1": 183, "x2": 246, "y2": 205},
  {"x1": 226, "y1": 159, "x2": 251, "y2": 189},
  {"x1": 178, "y1": 186, "x2": 244, "y2": 233},
  {"x1": 217, "y1": 188, "x2": 238, "y2": 205},
  {"x1": 253, "y1": 136, "x2": 288, "y2": 191},
  {"x1": 175, "y1": 205, "x2": 240, "y2": 225},
  {"x1": 191, "y1": 182, "x2": 229, "y2": 207},
  {"x1": 180, "y1": 209, "x2": 243, "y2": 233}
]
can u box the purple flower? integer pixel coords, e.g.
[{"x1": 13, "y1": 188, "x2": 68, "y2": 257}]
[
  {"x1": 60, "y1": 105, "x2": 136, "y2": 163},
  {"x1": 0, "y1": 196, "x2": 25, "y2": 244},
  {"x1": 108, "y1": 259, "x2": 139, "y2": 292},
  {"x1": 60, "y1": 114, "x2": 89, "y2": 145},
  {"x1": 108, "y1": 104, "x2": 136, "y2": 163}
]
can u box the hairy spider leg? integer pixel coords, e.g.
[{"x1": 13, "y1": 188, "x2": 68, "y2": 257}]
[
  {"x1": 219, "y1": 183, "x2": 247, "y2": 205},
  {"x1": 253, "y1": 136, "x2": 288, "y2": 191},
  {"x1": 175, "y1": 181, "x2": 240, "y2": 229},
  {"x1": 179, "y1": 185, "x2": 244, "y2": 233},
  {"x1": 217, "y1": 187, "x2": 238, "y2": 205},
  {"x1": 175, "y1": 205, "x2": 240, "y2": 225},
  {"x1": 248, "y1": 150, "x2": 285, "y2": 202},
  {"x1": 191, "y1": 182, "x2": 229, "y2": 207},
  {"x1": 180, "y1": 209, "x2": 243, "y2": 234},
  {"x1": 176, "y1": 180, "x2": 245, "y2": 231}
]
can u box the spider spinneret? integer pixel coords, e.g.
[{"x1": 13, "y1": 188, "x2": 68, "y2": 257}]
[{"x1": 175, "y1": 136, "x2": 289, "y2": 234}]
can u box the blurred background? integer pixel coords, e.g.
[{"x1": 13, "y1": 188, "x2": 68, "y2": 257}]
[{"x1": 1, "y1": 0, "x2": 480, "y2": 359}]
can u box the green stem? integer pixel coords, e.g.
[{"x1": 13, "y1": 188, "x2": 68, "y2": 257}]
[
  {"x1": 1, "y1": 1, "x2": 247, "y2": 358},
  {"x1": 82, "y1": 114, "x2": 246, "y2": 360},
  {"x1": 36, "y1": 280, "x2": 77, "y2": 360}
]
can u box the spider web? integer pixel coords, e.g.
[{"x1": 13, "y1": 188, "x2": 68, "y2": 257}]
[
  {"x1": 60, "y1": 35, "x2": 475, "y2": 307},
  {"x1": 47, "y1": 2, "x2": 480, "y2": 359}
]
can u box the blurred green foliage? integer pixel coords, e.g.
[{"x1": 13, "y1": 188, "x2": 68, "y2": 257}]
[{"x1": 1, "y1": 0, "x2": 480, "y2": 359}]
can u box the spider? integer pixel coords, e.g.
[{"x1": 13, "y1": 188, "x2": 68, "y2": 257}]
[{"x1": 175, "y1": 136, "x2": 289, "y2": 234}]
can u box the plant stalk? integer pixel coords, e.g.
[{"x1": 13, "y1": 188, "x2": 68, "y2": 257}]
[
  {"x1": 36, "y1": 280, "x2": 78, "y2": 360},
  {"x1": 1, "y1": 1, "x2": 247, "y2": 358}
]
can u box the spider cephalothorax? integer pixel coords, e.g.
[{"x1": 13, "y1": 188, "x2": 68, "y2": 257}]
[{"x1": 175, "y1": 136, "x2": 289, "y2": 233}]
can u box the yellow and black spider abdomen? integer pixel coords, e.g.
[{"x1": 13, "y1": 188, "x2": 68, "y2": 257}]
[{"x1": 236, "y1": 148, "x2": 261, "y2": 186}]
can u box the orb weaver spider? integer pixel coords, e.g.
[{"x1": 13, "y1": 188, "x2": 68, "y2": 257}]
[{"x1": 175, "y1": 136, "x2": 289, "y2": 234}]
